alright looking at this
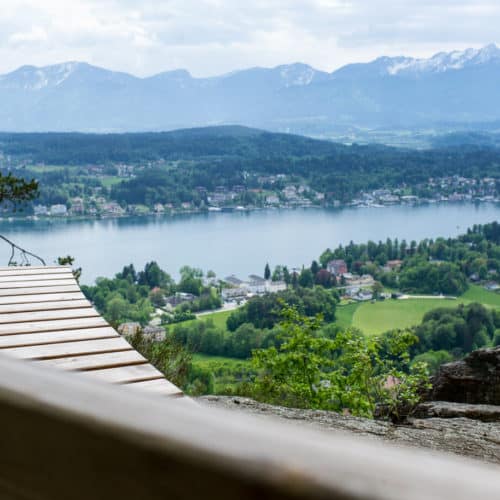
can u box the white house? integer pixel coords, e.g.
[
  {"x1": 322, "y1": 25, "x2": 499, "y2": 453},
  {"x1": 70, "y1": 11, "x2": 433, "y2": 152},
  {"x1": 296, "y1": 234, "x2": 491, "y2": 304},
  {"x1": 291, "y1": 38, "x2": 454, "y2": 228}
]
[
  {"x1": 50, "y1": 204, "x2": 68, "y2": 216},
  {"x1": 266, "y1": 281, "x2": 287, "y2": 293}
]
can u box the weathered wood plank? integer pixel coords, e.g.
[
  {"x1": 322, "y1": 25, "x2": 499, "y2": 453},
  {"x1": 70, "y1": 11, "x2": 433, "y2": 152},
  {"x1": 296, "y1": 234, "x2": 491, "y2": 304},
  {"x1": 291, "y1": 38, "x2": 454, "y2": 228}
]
[
  {"x1": 0, "y1": 299, "x2": 91, "y2": 314},
  {"x1": 3, "y1": 337, "x2": 133, "y2": 359},
  {"x1": 128, "y1": 378, "x2": 183, "y2": 397},
  {"x1": 0, "y1": 327, "x2": 118, "y2": 349},
  {"x1": 0, "y1": 279, "x2": 76, "y2": 289},
  {"x1": 0, "y1": 285, "x2": 81, "y2": 296},
  {"x1": 0, "y1": 307, "x2": 98, "y2": 324},
  {"x1": 0, "y1": 291, "x2": 86, "y2": 305},
  {"x1": 0, "y1": 316, "x2": 109, "y2": 336},
  {"x1": 0, "y1": 266, "x2": 72, "y2": 276},
  {"x1": 84, "y1": 363, "x2": 164, "y2": 384},
  {"x1": 39, "y1": 350, "x2": 147, "y2": 371},
  {"x1": 0, "y1": 273, "x2": 74, "y2": 283}
]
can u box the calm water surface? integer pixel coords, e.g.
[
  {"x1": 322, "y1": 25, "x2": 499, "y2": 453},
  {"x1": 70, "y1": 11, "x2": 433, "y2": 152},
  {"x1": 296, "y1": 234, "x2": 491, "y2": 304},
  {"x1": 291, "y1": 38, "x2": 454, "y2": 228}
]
[{"x1": 1, "y1": 203, "x2": 499, "y2": 284}]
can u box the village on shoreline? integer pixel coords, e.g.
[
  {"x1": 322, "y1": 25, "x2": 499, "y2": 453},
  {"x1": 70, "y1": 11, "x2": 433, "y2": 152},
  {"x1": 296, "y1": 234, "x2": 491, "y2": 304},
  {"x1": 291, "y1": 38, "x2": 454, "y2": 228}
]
[{"x1": 5, "y1": 172, "x2": 500, "y2": 222}]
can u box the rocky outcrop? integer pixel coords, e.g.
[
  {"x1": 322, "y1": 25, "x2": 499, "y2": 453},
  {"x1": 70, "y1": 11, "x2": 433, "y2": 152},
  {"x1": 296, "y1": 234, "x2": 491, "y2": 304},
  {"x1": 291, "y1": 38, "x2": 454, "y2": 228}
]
[
  {"x1": 198, "y1": 347, "x2": 500, "y2": 465},
  {"x1": 415, "y1": 401, "x2": 500, "y2": 422},
  {"x1": 430, "y1": 347, "x2": 500, "y2": 404},
  {"x1": 198, "y1": 396, "x2": 500, "y2": 465}
]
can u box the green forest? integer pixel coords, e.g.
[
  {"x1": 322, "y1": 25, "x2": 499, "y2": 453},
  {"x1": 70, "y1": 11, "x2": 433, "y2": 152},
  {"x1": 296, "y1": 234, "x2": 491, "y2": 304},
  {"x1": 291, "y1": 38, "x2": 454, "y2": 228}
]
[{"x1": 2, "y1": 127, "x2": 500, "y2": 206}]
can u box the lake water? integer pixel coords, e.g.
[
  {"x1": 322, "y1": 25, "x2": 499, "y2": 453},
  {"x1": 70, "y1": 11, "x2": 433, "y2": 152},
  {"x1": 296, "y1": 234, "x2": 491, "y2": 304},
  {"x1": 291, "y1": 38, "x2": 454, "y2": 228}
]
[{"x1": 0, "y1": 203, "x2": 499, "y2": 285}]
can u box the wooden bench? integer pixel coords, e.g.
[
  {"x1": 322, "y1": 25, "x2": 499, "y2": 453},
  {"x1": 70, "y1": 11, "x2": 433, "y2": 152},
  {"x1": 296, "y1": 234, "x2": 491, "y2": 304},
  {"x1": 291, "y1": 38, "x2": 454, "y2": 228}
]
[{"x1": 0, "y1": 265, "x2": 182, "y2": 398}]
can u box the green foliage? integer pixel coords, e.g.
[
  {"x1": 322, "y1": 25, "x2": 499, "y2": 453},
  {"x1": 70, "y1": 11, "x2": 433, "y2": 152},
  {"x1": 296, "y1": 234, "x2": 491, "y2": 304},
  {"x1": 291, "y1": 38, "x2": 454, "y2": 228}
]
[
  {"x1": 411, "y1": 350, "x2": 454, "y2": 374},
  {"x1": 412, "y1": 302, "x2": 499, "y2": 356},
  {"x1": 264, "y1": 263, "x2": 271, "y2": 280},
  {"x1": 128, "y1": 330, "x2": 192, "y2": 388},
  {"x1": 226, "y1": 286, "x2": 338, "y2": 331},
  {"x1": 172, "y1": 319, "x2": 274, "y2": 359},
  {"x1": 57, "y1": 255, "x2": 82, "y2": 283},
  {"x1": 81, "y1": 262, "x2": 164, "y2": 325},
  {"x1": 188, "y1": 354, "x2": 255, "y2": 395},
  {"x1": 0, "y1": 172, "x2": 38, "y2": 206},
  {"x1": 138, "y1": 261, "x2": 174, "y2": 290},
  {"x1": 249, "y1": 304, "x2": 430, "y2": 418},
  {"x1": 399, "y1": 259, "x2": 468, "y2": 295},
  {"x1": 178, "y1": 266, "x2": 204, "y2": 296}
]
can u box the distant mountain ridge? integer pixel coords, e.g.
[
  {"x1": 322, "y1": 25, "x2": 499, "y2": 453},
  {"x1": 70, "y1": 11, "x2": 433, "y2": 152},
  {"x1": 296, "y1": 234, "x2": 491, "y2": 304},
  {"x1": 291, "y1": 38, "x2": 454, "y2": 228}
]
[{"x1": 1, "y1": 44, "x2": 500, "y2": 133}]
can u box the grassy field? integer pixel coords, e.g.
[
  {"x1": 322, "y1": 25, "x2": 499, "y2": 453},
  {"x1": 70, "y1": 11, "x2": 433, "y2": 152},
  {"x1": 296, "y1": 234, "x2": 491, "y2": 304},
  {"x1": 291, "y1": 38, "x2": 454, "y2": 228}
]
[
  {"x1": 100, "y1": 176, "x2": 123, "y2": 188},
  {"x1": 335, "y1": 285, "x2": 500, "y2": 335},
  {"x1": 27, "y1": 165, "x2": 67, "y2": 173},
  {"x1": 196, "y1": 309, "x2": 232, "y2": 330},
  {"x1": 335, "y1": 303, "x2": 360, "y2": 330},
  {"x1": 167, "y1": 308, "x2": 232, "y2": 332},
  {"x1": 462, "y1": 285, "x2": 500, "y2": 307},
  {"x1": 193, "y1": 353, "x2": 250, "y2": 366},
  {"x1": 350, "y1": 298, "x2": 469, "y2": 335}
]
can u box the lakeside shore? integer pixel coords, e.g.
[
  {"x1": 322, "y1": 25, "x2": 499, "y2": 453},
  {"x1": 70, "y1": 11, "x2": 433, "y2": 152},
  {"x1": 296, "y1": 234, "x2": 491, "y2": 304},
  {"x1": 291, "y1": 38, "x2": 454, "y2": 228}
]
[{"x1": 3, "y1": 198, "x2": 500, "y2": 225}]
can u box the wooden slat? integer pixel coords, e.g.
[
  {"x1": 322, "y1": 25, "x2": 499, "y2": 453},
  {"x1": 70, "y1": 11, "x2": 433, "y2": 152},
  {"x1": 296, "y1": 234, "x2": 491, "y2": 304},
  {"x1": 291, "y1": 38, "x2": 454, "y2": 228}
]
[
  {"x1": 84, "y1": 364, "x2": 164, "y2": 384},
  {"x1": 0, "y1": 307, "x2": 98, "y2": 325},
  {"x1": 0, "y1": 316, "x2": 108, "y2": 336},
  {"x1": 0, "y1": 285, "x2": 81, "y2": 297},
  {"x1": 0, "y1": 266, "x2": 183, "y2": 399},
  {"x1": 0, "y1": 274, "x2": 74, "y2": 283},
  {"x1": 0, "y1": 299, "x2": 90, "y2": 314},
  {"x1": 0, "y1": 327, "x2": 118, "y2": 349},
  {"x1": 0, "y1": 266, "x2": 72, "y2": 276},
  {"x1": 0, "y1": 279, "x2": 76, "y2": 289},
  {"x1": 129, "y1": 378, "x2": 183, "y2": 397},
  {"x1": 3, "y1": 337, "x2": 133, "y2": 360},
  {"x1": 39, "y1": 350, "x2": 147, "y2": 371},
  {"x1": 0, "y1": 291, "x2": 86, "y2": 305}
]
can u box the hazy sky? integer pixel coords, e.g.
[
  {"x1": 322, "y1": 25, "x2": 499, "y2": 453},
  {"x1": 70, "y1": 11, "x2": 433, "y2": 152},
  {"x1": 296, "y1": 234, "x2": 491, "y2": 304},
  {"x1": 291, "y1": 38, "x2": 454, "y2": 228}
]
[{"x1": 1, "y1": 0, "x2": 499, "y2": 77}]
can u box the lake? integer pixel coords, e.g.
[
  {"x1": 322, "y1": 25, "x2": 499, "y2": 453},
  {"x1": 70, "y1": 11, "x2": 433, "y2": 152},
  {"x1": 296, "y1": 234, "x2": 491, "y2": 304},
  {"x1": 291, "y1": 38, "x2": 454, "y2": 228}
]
[{"x1": 0, "y1": 203, "x2": 499, "y2": 285}]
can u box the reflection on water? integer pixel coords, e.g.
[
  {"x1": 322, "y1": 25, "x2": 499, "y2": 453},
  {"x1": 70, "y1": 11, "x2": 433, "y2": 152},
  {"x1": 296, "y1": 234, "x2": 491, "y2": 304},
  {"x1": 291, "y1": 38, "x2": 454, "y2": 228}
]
[{"x1": 0, "y1": 204, "x2": 498, "y2": 285}]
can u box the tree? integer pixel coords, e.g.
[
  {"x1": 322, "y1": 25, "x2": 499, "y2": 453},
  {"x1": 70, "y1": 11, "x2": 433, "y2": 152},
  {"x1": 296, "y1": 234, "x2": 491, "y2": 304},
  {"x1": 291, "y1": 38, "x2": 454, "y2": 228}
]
[
  {"x1": 315, "y1": 269, "x2": 335, "y2": 288},
  {"x1": 250, "y1": 304, "x2": 430, "y2": 418},
  {"x1": 310, "y1": 260, "x2": 320, "y2": 275},
  {"x1": 372, "y1": 281, "x2": 384, "y2": 299},
  {"x1": 106, "y1": 296, "x2": 128, "y2": 325},
  {"x1": 150, "y1": 288, "x2": 166, "y2": 307},
  {"x1": 264, "y1": 263, "x2": 271, "y2": 280},
  {"x1": 298, "y1": 268, "x2": 314, "y2": 288},
  {"x1": 0, "y1": 173, "x2": 38, "y2": 206}
]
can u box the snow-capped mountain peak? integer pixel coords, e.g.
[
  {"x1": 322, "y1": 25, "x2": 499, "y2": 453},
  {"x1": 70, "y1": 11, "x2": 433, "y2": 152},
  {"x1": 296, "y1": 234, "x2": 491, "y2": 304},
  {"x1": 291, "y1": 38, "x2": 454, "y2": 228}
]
[
  {"x1": 278, "y1": 63, "x2": 318, "y2": 87},
  {"x1": 0, "y1": 61, "x2": 85, "y2": 90},
  {"x1": 386, "y1": 44, "x2": 500, "y2": 75}
]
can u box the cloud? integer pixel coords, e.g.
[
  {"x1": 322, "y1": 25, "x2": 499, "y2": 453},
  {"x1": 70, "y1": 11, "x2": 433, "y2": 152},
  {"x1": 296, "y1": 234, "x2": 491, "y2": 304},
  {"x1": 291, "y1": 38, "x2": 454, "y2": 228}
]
[{"x1": 0, "y1": 0, "x2": 498, "y2": 76}]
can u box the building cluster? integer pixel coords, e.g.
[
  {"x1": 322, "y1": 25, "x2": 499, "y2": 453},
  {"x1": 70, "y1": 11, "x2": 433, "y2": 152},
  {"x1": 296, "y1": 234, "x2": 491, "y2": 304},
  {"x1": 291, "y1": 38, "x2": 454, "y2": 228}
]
[
  {"x1": 221, "y1": 275, "x2": 287, "y2": 301},
  {"x1": 351, "y1": 176, "x2": 499, "y2": 208},
  {"x1": 327, "y1": 259, "x2": 376, "y2": 301}
]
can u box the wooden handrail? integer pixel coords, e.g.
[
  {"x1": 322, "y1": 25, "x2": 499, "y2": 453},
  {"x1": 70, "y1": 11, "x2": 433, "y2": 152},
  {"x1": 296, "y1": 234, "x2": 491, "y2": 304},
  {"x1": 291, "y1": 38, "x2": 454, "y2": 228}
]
[{"x1": 0, "y1": 354, "x2": 499, "y2": 500}]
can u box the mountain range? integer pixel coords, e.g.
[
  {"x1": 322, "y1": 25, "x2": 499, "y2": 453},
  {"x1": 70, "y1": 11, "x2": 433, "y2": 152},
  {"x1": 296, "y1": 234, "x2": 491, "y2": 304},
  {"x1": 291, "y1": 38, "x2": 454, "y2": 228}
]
[{"x1": 2, "y1": 44, "x2": 500, "y2": 134}]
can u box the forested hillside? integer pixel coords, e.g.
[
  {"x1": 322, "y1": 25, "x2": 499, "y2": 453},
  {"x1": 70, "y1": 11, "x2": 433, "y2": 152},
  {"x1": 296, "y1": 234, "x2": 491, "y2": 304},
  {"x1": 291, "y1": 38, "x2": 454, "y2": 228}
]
[{"x1": 2, "y1": 128, "x2": 500, "y2": 205}]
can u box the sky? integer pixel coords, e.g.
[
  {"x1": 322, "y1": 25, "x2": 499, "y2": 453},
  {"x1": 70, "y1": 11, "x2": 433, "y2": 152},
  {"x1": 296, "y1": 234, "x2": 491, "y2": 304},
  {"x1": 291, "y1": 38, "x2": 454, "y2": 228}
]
[{"x1": 0, "y1": 0, "x2": 499, "y2": 77}]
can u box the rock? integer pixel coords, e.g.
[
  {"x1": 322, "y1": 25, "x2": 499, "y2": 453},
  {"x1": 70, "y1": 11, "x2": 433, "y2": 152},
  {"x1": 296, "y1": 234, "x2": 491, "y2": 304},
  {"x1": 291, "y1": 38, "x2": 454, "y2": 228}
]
[
  {"x1": 431, "y1": 347, "x2": 500, "y2": 404},
  {"x1": 415, "y1": 401, "x2": 500, "y2": 422},
  {"x1": 198, "y1": 396, "x2": 500, "y2": 465}
]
